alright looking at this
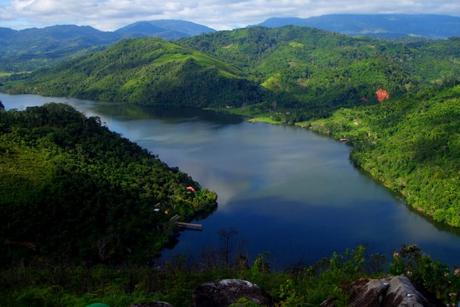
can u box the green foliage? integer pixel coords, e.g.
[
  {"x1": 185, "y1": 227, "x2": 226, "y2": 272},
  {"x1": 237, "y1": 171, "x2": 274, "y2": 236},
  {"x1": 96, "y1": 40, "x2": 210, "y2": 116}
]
[
  {"x1": 6, "y1": 27, "x2": 460, "y2": 118},
  {"x1": 0, "y1": 25, "x2": 119, "y2": 72},
  {"x1": 0, "y1": 103, "x2": 217, "y2": 265},
  {"x1": 3, "y1": 38, "x2": 266, "y2": 108},
  {"x1": 4, "y1": 26, "x2": 460, "y2": 122},
  {"x1": 390, "y1": 245, "x2": 460, "y2": 305},
  {"x1": 308, "y1": 83, "x2": 460, "y2": 227},
  {"x1": 181, "y1": 27, "x2": 460, "y2": 119},
  {"x1": 2, "y1": 246, "x2": 456, "y2": 306},
  {"x1": 2, "y1": 26, "x2": 459, "y2": 229},
  {"x1": 0, "y1": 247, "x2": 368, "y2": 307}
]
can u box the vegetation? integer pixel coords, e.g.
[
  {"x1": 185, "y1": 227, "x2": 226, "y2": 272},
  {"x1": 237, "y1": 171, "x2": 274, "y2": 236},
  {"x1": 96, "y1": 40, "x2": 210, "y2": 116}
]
[
  {"x1": 181, "y1": 27, "x2": 460, "y2": 228},
  {"x1": 304, "y1": 83, "x2": 460, "y2": 227},
  {"x1": 0, "y1": 25, "x2": 119, "y2": 72},
  {"x1": 0, "y1": 245, "x2": 458, "y2": 306},
  {"x1": 181, "y1": 27, "x2": 460, "y2": 119},
  {"x1": 5, "y1": 27, "x2": 460, "y2": 118},
  {"x1": 2, "y1": 26, "x2": 460, "y2": 228},
  {"x1": 0, "y1": 103, "x2": 217, "y2": 265},
  {"x1": 0, "y1": 21, "x2": 215, "y2": 72},
  {"x1": 2, "y1": 38, "x2": 265, "y2": 108},
  {"x1": 1, "y1": 25, "x2": 460, "y2": 305}
]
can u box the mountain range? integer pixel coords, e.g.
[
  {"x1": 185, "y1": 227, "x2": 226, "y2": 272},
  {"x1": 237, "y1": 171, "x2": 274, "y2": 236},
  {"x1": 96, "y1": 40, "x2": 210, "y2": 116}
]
[
  {"x1": 115, "y1": 19, "x2": 215, "y2": 39},
  {"x1": 258, "y1": 14, "x2": 460, "y2": 39},
  {"x1": 6, "y1": 26, "x2": 460, "y2": 116},
  {"x1": 0, "y1": 20, "x2": 215, "y2": 72},
  {"x1": 3, "y1": 14, "x2": 460, "y2": 72}
]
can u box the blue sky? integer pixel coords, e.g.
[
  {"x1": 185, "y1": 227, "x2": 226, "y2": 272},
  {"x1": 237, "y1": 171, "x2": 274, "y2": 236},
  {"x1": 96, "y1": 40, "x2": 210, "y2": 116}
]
[{"x1": 1, "y1": 0, "x2": 460, "y2": 30}]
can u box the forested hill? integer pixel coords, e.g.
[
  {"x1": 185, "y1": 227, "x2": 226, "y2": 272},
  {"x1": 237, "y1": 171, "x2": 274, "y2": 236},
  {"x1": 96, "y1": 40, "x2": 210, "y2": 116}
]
[
  {"x1": 2, "y1": 38, "x2": 266, "y2": 108},
  {"x1": 0, "y1": 25, "x2": 119, "y2": 72},
  {"x1": 0, "y1": 103, "x2": 217, "y2": 264},
  {"x1": 6, "y1": 27, "x2": 460, "y2": 118},
  {"x1": 306, "y1": 83, "x2": 460, "y2": 227},
  {"x1": 181, "y1": 26, "x2": 460, "y2": 118},
  {"x1": 0, "y1": 20, "x2": 215, "y2": 72}
]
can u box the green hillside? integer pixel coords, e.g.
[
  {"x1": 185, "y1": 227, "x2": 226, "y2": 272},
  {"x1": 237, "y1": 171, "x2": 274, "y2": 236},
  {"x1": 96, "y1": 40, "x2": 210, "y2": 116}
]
[
  {"x1": 3, "y1": 38, "x2": 265, "y2": 108},
  {"x1": 2, "y1": 27, "x2": 459, "y2": 229},
  {"x1": 0, "y1": 103, "x2": 217, "y2": 264},
  {"x1": 0, "y1": 25, "x2": 119, "y2": 72},
  {"x1": 181, "y1": 27, "x2": 460, "y2": 118},
  {"x1": 304, "y1": 83, "x2": 460, "y2": 227},
  {"x1": 5, "y1": 27, "x2": 460, "y2": 116}
]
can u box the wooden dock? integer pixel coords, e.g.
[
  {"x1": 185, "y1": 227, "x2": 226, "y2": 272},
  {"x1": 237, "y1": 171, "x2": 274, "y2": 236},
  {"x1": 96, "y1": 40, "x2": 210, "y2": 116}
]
[{"x1": 175, "y1": 222, "x2": 203, "y2": 231}]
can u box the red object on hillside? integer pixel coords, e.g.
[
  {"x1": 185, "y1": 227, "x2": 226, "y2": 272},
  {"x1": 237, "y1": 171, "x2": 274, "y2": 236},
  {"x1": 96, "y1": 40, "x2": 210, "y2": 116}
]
[
  {"x1": 376, "y1": 88, "x2": 390, "y2": 103},
  {"x1": 186, "y1": 186, "x2": 197, "y2": 193}
]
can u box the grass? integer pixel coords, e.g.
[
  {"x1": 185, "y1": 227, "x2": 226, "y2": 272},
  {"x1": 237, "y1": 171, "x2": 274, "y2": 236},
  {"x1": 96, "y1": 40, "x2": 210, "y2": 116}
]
[{"x1": 248, "y1": 116, "x2": 283, "y2": 125}]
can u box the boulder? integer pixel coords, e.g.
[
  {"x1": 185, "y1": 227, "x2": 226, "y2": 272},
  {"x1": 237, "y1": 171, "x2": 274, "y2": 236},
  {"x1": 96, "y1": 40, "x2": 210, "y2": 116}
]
[
  {"x1": 349, "y1": 278, "x2": 390, "y2": 307},
  {"x1": 193, "y1": 279, "x2": 273, "y2": 307},
  {"x1": 349, "y1": 275, "x2": 442, "y2": 307},
  {"x1": 383, "y1": 276, "x2": 439, "y2": 307}
]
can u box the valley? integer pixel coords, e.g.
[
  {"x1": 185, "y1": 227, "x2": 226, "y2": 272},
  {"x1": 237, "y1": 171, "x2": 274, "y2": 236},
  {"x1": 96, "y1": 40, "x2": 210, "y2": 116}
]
[{"x1": 1, "y1": 11, "x2": 459, "y2": 306}]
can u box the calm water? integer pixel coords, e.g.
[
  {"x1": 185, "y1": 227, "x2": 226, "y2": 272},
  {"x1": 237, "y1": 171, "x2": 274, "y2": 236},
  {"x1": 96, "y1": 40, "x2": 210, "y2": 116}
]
[{"x1": 2, "y1": 92, "x2": 460, "y2": 268}]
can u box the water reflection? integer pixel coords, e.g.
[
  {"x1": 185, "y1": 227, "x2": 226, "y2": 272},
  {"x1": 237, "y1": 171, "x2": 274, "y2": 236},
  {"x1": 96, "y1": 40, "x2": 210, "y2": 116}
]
[{"x1": 2, "y1": 92, "x2": 460, "y2": 268}]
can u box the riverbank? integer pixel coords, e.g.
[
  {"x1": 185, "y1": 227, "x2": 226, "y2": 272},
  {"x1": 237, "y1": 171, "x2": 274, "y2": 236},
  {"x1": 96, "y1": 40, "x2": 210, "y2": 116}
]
[
  {"x1": 212, "y1": 85, "x2": 460, "y2": 229},
  {"x1": 3, "y1": 91, "x2": 460, "y2": 269},
  {"x1": 0, "y1": 103, "x2": 217, "y2": 265}
]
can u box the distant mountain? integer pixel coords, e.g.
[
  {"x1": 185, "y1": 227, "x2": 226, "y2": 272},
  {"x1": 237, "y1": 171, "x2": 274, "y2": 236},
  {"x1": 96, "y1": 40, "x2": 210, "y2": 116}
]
[
  {"x1": 258, "y1": 14, "x2": 460, "y2": 39},
  {"x1": 1, "y1": 20, "x2": 215, "y2": 72},
  {"x1": 115, "y1": 20, "x2": 215, "y2": 40},
  {"x1": 0, "y1": 25, "x2": 119, "y2": 72}
]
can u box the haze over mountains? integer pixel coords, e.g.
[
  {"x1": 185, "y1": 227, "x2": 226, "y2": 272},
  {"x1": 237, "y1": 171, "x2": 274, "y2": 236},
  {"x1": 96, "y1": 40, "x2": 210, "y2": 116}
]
[
  {"x1": 2, "y1": 14, "x2": 460, "y2": 72},
  {"x1": 115, "y1": 20, "x2": 215, "y2": 39},
  {"x1": 0, "y1": 20, "x2": 216, "y2": 71},
  {"x1": 258, "y1": 14, "x2": 460, "y2": 39}
]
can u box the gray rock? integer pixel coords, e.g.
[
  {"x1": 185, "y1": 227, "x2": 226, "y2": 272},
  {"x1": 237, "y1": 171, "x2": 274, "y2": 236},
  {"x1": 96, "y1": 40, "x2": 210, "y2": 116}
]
[
  {"x1": 193, "y1": 279, "x2": 273, "y2": 307},
  {"x1": 349, "y1": 278, "x2": 390, "y2": 307},
  {"x1": 349, "y1": 275, "x2": 441, "y2": 307},
  {"x1": 383, "y1": 276, "x2": 438, "y2": 307}
]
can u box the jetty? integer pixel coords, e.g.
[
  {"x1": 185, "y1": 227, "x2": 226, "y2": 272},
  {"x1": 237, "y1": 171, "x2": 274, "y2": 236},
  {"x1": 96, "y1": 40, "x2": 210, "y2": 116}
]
[
  {"x1": 175, "y1": 222, "x2": 203, "y2": 231},
  {"x1": 170, "y1": 214, "x2": 203, "y2": 231}
]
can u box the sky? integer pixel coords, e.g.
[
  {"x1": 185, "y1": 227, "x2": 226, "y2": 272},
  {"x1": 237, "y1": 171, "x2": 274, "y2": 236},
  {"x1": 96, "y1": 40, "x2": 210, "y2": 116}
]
[{"x1": 1, "y1": 0, "x2": 460, "y2": 31}]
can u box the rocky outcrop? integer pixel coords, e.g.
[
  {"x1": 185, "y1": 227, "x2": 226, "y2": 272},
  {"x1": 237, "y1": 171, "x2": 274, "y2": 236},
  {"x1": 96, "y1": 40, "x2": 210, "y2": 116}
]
[
  {"x1": 348, "y1": 278, "x2": 390, "y2": 307},
  {"x1": 348, "y1": 275, "x2": 442, "y2": 307},
  {"x1": 193, "y1": 279, "x2": 273, "y2": 307}
]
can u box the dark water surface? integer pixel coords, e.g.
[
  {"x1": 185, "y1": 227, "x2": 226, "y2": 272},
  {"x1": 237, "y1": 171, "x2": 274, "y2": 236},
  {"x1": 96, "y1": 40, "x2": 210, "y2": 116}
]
[{"x1": 2, "y1": 92, "x2": 459, "y2": 268}]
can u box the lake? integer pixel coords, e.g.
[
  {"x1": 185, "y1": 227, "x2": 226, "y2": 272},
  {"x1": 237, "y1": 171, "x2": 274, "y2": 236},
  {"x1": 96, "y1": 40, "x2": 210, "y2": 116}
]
[{"x1": 2, "y1": 92, "x2": 460, "y2": 268}]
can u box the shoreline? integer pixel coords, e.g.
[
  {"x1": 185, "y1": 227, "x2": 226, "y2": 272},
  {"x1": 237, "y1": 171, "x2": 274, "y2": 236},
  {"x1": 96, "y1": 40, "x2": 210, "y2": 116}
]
[{"x1": 1, "y1": 90, "x2": 458, "y2": 232}]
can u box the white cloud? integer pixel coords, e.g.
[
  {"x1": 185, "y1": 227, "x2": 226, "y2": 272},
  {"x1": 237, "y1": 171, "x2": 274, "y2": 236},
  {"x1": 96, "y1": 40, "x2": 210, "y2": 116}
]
[{"x1": 0, "y1": 0, "x2": 459, "y2": 30}]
